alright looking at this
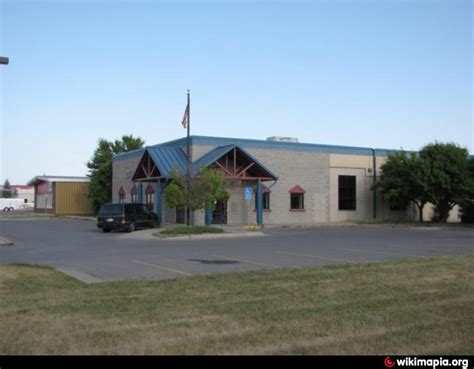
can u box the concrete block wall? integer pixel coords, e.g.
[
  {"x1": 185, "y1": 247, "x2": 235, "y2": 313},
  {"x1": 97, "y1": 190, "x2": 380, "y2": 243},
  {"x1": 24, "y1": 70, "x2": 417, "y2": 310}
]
[
  {"x1": 112, "y1": 150, "x2": 144, "y2": 203},
  {"x1": 112, "y1": 139, "x2": 462, "y2": 226}
]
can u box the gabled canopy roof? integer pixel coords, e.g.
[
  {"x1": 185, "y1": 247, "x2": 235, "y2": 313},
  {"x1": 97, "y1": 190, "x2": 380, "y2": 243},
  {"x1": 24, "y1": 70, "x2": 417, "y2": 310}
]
[
  {"x1": 132, "y1": 144, "x2": 277, "y2": 182},
  {"x1": 193, "y1": 145, "x2": 278, "y2": 180},
  {"x1": 132, "y1": 147, "x2": 188, "y2": 181}
]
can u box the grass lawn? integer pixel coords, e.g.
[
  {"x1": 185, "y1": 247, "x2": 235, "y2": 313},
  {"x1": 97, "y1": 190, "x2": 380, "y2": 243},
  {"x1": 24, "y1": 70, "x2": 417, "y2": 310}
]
[
  {"x1": 156, "y1": 225, "x2": 224, "y2": 238},
  {"x1": 0, "y1": 255, "x2": 473, "y2": 354}
]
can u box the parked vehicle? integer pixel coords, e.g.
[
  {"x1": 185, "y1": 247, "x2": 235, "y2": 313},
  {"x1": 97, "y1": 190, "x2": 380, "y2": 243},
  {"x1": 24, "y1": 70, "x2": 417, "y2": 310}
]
[
  {"x1": 97, "y1": 203, "x2": 160, "y2": 233},
  {"x1": 0, "y1": 198, "x2": 33, "y2": 212}
]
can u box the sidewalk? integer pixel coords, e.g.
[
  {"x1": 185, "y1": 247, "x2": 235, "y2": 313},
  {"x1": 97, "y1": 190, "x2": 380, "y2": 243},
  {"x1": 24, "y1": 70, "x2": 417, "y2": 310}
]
[{"x1": 0, "y1": 234, "x2": 13, "y2": 246}]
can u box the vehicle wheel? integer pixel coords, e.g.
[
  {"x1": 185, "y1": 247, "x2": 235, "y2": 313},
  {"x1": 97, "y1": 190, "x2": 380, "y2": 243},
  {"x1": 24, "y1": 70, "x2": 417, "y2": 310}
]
[
  {"x1": 127, "y1": 222, "x2": 136, "y2": 233},
  {"x1": 2, "y1": 207, "x2": 7, "y2": 212},
  {"x1": 8, "y1": 207, "x2": 14, "y2": 212},
  {"x1": 102, "y1": 229, "x2": 110, "y2": 233}
]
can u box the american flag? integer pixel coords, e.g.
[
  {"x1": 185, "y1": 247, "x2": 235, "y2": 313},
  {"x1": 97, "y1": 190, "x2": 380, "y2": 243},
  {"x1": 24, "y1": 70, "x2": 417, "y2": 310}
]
[{"x1": 181, "y1": 103, "x2": 189, "y2": 129}]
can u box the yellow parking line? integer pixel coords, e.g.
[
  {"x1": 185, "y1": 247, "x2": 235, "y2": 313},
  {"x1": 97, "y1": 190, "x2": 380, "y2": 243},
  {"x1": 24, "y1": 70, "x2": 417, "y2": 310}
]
[
  {"x1": 276, "y1": 251, "x2": 356, "y2": 263},
  {"x1": 132, "y1": 260, "x2": 193, "y2": 276},
  {"x1": 212, "y1": 255, "x2": 279, "y2": 268},
  {"x1": 335, "y1": 247, "x2": 419, "y2": 258}
]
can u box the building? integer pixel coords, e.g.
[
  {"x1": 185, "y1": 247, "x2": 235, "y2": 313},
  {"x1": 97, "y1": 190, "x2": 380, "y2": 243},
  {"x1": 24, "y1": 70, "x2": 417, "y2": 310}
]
[
  {"x1": 0, "y1": 184, "x2": 34, "y2": 203},
  {"x1": 27, "y1": 175, "x2": 94, "y2": 215},
  {"x1": 112, "y1": 135, "x2": 461, "y2": 226}
]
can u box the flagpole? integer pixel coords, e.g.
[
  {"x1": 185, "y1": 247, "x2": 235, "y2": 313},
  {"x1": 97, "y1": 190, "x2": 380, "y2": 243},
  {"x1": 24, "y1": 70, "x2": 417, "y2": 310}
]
[{"x1": 186, "y1": 89, "x2": 191, "y2": 226}]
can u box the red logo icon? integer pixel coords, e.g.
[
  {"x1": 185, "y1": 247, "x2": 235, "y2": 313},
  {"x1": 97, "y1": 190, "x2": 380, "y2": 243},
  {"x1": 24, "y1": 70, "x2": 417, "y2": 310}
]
[{"x1": 384, "y1": 357, "x2": 395, "y2": 368}]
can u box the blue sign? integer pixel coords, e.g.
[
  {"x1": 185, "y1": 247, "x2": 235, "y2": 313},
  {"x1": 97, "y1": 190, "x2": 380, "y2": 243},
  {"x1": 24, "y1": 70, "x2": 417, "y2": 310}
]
[{"x1": 244, "y1": 187, "x2": 253, "y2": 201}]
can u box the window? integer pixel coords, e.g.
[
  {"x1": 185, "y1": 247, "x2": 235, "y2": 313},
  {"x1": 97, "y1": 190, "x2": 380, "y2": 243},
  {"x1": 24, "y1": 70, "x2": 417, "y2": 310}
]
[
  {"x1": 338, "y1": 175, "x2": 356, "y2": 210},
  {"x1": 146, "y1": 193, "x2": 154, "y2": 210},
  {"x1": 254, "y1": 192, "x2": 270, "y2": 210},
  {"x1": 145, "y1": 184, "x2": 155, "y2": 211},
  {"x1": 290, "y1": 193, "x2": 304, "y2": 210},
  {"x1": 289, "y1": 185, "x2": 305, "y2": 210},
  {"x1": 390, "y1": 202, "x2": 406, "y2": 211},
  {"x1": 130, "y1": 185, "x2": 138, "y2": 203},
  {"x1": 118, "y1": 186, "x2": 126, "y2": 203}
]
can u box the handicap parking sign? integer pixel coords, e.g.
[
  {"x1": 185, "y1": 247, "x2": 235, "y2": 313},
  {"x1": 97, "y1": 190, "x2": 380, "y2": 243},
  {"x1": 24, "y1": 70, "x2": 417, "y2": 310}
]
[{"x1": 244, "y1": 187, "x2": 253, "y2": 201}]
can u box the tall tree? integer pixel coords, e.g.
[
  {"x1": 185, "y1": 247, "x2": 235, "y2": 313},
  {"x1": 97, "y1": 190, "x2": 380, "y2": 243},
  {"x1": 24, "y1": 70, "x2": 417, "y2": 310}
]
[
  {"x1": 87, "y1": 135, "x2": 144, "y2": 212},
  {"x1": 376, "y1": 151, "x2": 430, "y2": 222},
  {"x1": 164, "y1": 167, "x2": 229, "y2": 225},
  {"x1": 420, "y1": 143, "x2": 471, "y2": 222},
  {"x1": 459, "y1": 157, "x2": 474, "y2": 224},
  {"x1": 2, "y1": 179, "x2": 12, "y2": 198}
]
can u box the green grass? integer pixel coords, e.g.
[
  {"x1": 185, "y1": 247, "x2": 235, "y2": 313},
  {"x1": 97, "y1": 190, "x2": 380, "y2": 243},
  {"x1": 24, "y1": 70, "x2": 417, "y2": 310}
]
[
  {"x1": 156, "y1": 225, "x2": 225, "y2": 237},
  {"x1": 0, "y1": 256, "x2": 473, "y2": 354}
]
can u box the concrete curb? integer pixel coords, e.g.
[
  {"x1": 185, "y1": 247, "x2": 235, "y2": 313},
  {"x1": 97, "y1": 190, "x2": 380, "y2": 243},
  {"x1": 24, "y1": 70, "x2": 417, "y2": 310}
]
[
  {"x1": 61, "y1": 215, "x2": 96, "y2": 221},
  {"x1": 56, "y1": 267, "x2": 104, "y2": 284},
  {"x1": 0, "y1": 235, "x2": 14, "y2": 246},
  {"x1": 157, "y1": 231, "x2": 266, "y2": 241}
]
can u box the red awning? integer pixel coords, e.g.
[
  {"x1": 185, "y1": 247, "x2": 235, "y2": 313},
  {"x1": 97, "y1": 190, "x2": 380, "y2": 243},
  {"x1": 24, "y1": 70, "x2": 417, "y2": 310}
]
[
  {"x1": 145, "y1": 184, "x2": 155, "y2": 195},
  {"x1": 289, "y1": 185, "x2": 305, "y2": 194}
]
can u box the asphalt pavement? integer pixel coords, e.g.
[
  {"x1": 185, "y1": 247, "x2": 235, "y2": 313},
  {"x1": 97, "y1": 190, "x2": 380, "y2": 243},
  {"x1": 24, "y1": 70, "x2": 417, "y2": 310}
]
[{"x1": 0, "y1": 218, "x2": 472, "y2": 283}]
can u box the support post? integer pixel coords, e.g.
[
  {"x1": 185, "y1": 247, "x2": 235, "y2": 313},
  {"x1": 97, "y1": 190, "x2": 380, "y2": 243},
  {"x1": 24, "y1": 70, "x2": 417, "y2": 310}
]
[
  {"x1": 186, "y1": 89, "x2": 191, "y2": 226},
  {"x1": 138, "y1": 182, "x2": 143, "y2": 203},
  {"x1": 155, "y1": 181, "x2": 162, "y2": 223},
  {"x1": 205, "y1": 203, "x2": 213, "y2": 225},
  {"x1": 256, "y1": 180, "x2": 263, "y2": 225},
  {"x1": 372, "y1": 149, "x2": 377, "y2": 219}
]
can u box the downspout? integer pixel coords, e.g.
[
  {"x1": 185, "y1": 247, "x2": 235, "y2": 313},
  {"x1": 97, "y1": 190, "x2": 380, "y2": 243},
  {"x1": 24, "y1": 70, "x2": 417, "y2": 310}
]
[
  {"x1": 267, "y1": 179, "x2": 278, "y2": 190},
  {"x1": 372, "y1": 148, "x2": 377, "y2": 219}
]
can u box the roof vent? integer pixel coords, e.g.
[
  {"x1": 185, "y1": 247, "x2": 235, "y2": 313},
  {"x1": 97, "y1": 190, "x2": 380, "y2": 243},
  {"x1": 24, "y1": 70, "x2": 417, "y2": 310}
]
[{"x1": 266, "y1": 136, "x2": 299, "y2": 143}]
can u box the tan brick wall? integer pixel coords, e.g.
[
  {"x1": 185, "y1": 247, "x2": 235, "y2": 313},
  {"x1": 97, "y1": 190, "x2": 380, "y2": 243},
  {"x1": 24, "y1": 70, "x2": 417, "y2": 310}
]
[
  {"x1": 112, "y1": 143, "x2": 462, "y2": 226},
  {"x1": 112, "y1": 152, "x2": 143, "y2": 203}
]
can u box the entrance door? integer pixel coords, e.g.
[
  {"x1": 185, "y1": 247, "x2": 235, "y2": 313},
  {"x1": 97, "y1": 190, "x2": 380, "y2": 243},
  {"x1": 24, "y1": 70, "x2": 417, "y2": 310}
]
[
  {"x1": 176, "y1": 207, "x2": 185, "y2": 224},
  {"x1": 212, "y1": 200, "x2": 227, "y2": 225}
]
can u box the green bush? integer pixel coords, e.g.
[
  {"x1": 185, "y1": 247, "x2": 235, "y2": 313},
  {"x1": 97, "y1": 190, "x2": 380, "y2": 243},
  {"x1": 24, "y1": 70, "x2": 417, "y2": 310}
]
[{"x1": 160, "y1": 226, "x2": 224, "y2": 236}]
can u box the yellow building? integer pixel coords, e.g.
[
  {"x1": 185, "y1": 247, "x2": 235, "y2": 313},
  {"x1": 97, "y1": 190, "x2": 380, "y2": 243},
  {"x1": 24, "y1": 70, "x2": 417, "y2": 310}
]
[{"x1": 27, "y1": 175, "x2": 94, "y2": 215}]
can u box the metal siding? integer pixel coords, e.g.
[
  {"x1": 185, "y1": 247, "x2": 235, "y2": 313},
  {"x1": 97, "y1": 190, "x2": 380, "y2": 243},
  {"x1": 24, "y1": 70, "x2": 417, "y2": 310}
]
[{"x1": 55, "y1": 182, "x2": 94, "y2": 215}]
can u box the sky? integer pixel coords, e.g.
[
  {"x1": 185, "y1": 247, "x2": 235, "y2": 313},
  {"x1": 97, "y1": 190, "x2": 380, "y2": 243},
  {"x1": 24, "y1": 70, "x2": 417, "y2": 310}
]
[{"x1": 0, "y1": 0, "x2": 472, "y2": 185}]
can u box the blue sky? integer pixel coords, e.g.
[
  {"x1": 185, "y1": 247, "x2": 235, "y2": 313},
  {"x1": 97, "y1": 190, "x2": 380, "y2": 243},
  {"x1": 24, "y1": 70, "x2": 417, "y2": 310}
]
[{"x1": 0, "y1": 0, "x2": 472, "y2": 184}]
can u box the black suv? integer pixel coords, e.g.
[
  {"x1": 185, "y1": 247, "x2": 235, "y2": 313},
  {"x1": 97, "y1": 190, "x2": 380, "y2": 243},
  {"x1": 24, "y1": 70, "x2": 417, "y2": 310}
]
[{"x1": 97, "y1": 203, "x2": 160, "y2": 233}]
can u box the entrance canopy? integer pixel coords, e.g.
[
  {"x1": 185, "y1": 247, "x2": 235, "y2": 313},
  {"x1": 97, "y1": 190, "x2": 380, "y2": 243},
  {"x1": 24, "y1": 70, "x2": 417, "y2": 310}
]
[
  {"x1": 132, "y1": 147, "x2": 188, "y2": 181},
  {"x1": 193, "y1": 145, "x2": 278, "y2": 181},
  {"x1": 132, "y1": 144, "x2": 277, "y2": 182}
]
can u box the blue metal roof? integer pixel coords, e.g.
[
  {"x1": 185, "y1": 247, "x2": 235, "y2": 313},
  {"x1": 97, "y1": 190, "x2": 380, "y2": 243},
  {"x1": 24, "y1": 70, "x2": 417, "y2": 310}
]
[
  {"x1": 146, "y1": 146, "x2": 188, "y2": 178},
  {"x1": 192, "y1": 145, "x2": 235, "y2": 173},
  {"x1": 158, "y1": 135, "x2": 412, "y2": 157},
  {"x1": 113, "y1": 135, "x2": 418, "y2": 162},
  {"x1": 192, "y1": 144, "x2": 278, "y2": 179}
]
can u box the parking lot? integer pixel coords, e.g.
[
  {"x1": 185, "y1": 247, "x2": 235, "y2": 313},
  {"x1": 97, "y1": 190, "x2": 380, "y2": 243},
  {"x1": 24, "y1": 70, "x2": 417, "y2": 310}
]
[{"x1": 0, "y1": 218, "x2": 472, "y2": 283}]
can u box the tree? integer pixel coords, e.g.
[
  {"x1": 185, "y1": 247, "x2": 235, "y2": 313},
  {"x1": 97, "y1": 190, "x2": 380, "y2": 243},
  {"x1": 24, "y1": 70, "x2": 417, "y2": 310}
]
[
  {"x1": 376, "y1": 151, "x2": 430, "y2": 222},
  {"x1": 2, "y1": 179, "x2": 12, "y2": 198},
  {"x1": 458, "y1": 157, "x2": 474, "y2": 224},
  {"x1": 87, "y1": 135, "x2": 145, "y2": 212},
  {"x1": 420, "y1": 143, "x2": 471, "y2": 223},
  {"x1": 164, "y1": 167, "x2": 229, "y2": 225}
]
